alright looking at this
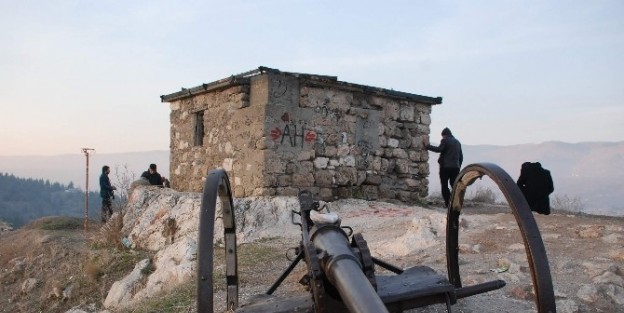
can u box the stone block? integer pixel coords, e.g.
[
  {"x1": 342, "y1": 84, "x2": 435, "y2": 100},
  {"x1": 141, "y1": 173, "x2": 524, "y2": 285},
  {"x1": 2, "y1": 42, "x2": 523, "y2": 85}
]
[
  {"x1": 286, "y1": 162, "x2": 297, "y2": 175},
  {"x1": 419, "y1": 113, "x2": 431, "y2": 125},
  {"x1": 297, "y1": 150, "x2": 315, "y2": 161},
  {"x1": 399, "y1": 105, "x2": 415, "y2": 122},
  {"x1": 409, "y1": 150, "x2": 421, "y2": 162},
  {"x1": 319, "y1": 188, "x2": 335, "y2": 201},
  {"x1": 361, "y1": 185, "x2": 379, "y2": 200},
  {"x1": 337, "y1": 187, "x2": 352, "y2": 199},
  {"x1": 397, "y1": 191, "x2": 412, "y2": 202},
  {"x1": 314, "y1": 157, "x2": 329, "y2": 169},
  {"x1": 336, "y1": 167, "x2": 357, "y2": 186},
  {"x1": 337, "y1": 144, "x2": 350, "y2": 157},
  {"x1": 393, "y1": 148, "x2": 409, "y2": 159},
  {"x1": 234, "y1": 186, "x2": 245, "y2": 198},
  {"x1": 384, "y1": 102, "x2": 400, "y2": 120},
  {"x1": 292, "y1": 173, "x2": 314, "y2": 187},
  {"x1": 339, "y1": 155, "x2": 356, "y2": 167},
  {"x1": 404, "y1": 178, "x2": 420, "y2": 189},
  {"x1": 314, "y1": 170, "x2": 335, "y2": 187},
  {"x1": 379, "y1": 136, "x2": 388, "y2": 148},
  {"x1": 388, "y1": 138, "x2": 399, "y2": 148},
  {"x1": 372, "y1": 157, "x2": 382, "y2": 171},
  {"x1": 324, "y1": 146, "x2": 338, "y2": 157},
  {"x1": 356, "y1": 171, "x2": 367, "y2": 185},
  {"x1": 277, "y1": 175, "x2": 291, "y2": 187},
  {"x1": 276, "y1": 187, "x2": 299, "y2": 196},
  {"x1": 298, "y1": 161, "x2": 314, "y2": 174},
  {"x1": 364, "y1": 173, "x2": 382, "y2": 185},
  {"x1": 379, "y1": 186, "x2": 396, "y2": 200},
  {"x1": 380, "y1": 158, "x2": 391, "y2": 173}
]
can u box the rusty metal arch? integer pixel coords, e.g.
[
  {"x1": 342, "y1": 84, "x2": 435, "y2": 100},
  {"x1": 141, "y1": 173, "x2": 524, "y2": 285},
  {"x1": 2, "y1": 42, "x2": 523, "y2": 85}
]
[
  {"x1": 446, "y1": 163, "x2": 556, "y2": 313},
  {"x1": 197, "y1": 169, "x2": 239, "y2": 313}
]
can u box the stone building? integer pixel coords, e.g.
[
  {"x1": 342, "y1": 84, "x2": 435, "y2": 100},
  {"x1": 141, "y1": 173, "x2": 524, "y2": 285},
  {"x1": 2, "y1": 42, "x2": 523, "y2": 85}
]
[{"x1": 160, "y1": 66, "x2": 442, "y2": 202}]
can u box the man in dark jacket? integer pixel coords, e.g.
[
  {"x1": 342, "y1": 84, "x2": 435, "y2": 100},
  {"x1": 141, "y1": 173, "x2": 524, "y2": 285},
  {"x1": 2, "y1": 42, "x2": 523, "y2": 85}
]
[
  {"x1": 425, "y1": 127, "x2": 463, "y2": 208},
  {"x1": 99, "y1": 165, "x2": 117, "y2": 223},
  {"x1": 141, "y1": 163, "x2": 163, "y2": 186}
]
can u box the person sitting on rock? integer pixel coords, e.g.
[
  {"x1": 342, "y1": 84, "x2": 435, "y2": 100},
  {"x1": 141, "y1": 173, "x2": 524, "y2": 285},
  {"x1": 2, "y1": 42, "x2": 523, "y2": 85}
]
[{"x1": 141, "y1": 163, "x2": 164, "y2": 186}]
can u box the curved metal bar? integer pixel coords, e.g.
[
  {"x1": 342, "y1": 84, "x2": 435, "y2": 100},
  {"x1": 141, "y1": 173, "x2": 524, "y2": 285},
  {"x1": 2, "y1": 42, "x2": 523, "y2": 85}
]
[
  {"x1": 197, "y1": 169, "x2": 239, "y2": 313},
  {"x1": 446, "y1": 163, "x2": 556, "y2": 313}
]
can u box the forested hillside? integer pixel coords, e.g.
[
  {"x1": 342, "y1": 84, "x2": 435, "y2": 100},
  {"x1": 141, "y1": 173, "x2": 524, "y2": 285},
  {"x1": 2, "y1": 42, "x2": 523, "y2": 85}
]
[{"x1": 0, "y1": 173, "x2": 101, "y2": 228}]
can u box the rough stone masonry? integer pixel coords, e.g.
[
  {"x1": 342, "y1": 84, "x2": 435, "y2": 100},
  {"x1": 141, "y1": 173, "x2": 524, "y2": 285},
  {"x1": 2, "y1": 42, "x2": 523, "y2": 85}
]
[{"x1": 161, "y1": 66, "x2": 442, "y2": 203}]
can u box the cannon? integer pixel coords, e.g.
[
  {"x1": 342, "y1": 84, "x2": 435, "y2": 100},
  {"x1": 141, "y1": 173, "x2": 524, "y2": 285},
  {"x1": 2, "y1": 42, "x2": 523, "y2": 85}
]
[{"x1": 197, "y1": 163, "x2": 556, "y2": 312}]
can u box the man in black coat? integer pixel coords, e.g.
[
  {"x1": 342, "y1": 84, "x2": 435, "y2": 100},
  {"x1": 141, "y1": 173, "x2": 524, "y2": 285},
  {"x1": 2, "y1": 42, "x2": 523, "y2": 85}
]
[
  {"x1": 99, "y1": 165, "x2": 117, "y2": 223},
  {"x1": 141, "y1": 163, "x2": 163, "y2": 186},
  {"x1": 425, "y1": 127, "x2": 463, "y2": 208}
]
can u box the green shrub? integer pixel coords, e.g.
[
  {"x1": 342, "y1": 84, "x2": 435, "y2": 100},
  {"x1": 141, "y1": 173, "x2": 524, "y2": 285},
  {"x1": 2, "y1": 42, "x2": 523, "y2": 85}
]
[{"x1": 38, "y1": 217, "x2": 83, "y2": 230}]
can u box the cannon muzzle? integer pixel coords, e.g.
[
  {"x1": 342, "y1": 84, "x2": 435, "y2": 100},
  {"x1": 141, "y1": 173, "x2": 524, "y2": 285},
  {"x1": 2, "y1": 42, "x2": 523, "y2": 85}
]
[{"x1": 311, "y1": 224, "x2": 389, "y2": 313}]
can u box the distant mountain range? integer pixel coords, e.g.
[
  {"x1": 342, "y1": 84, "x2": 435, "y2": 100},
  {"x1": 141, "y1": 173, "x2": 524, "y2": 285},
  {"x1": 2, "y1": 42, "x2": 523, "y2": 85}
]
[{"x1": 1, "y1": 141, "x2": 622, "y2": 216}]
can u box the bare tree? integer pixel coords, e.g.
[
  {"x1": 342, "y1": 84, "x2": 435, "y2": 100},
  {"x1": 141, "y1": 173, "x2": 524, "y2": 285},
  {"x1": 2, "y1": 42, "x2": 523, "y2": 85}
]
[{"x1": 112, "y1": 164, "x2": 135, "y2": 211}]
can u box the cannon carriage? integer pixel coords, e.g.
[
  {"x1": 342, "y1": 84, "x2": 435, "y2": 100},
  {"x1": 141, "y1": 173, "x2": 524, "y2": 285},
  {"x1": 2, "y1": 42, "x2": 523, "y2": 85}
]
[{"x1": 197, "y1": 163, "x2": 556, "y2": 313}]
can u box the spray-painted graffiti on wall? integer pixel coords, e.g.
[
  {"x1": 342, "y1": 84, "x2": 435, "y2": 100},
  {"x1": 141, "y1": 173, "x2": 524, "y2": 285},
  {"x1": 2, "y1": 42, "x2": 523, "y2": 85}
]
[{"x1": 270, "y1": 112, "x2": 317, "y2": 148}]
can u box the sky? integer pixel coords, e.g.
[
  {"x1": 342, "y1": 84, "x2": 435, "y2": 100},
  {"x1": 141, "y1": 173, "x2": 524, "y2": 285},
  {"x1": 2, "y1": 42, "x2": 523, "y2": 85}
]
[{"x1": 1, "y1": 0, "x2": 623, "y2": 156}]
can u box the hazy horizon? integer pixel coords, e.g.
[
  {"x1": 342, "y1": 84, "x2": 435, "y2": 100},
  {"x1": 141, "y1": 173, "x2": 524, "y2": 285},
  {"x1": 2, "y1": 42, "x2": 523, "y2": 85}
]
[{"x1": 1, "y1": 141, "x2": 623, "y2": 217}]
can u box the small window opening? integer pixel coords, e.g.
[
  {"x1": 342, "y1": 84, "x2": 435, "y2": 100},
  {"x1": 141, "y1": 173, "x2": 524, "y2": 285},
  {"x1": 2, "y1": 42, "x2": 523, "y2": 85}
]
[{"x1": 194, "y1": 110, "x2": 204, "y2": 146}]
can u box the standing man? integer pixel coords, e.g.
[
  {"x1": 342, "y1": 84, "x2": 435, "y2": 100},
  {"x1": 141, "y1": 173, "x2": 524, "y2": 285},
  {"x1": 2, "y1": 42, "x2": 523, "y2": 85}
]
[
  {"x1": 99, "y1": 165, "x2": 117, "y2": 223},
  {"x1": 425, "y1": 127, "x2": 463, "y2": 208},
  {"x1": 141, "y1": 163, "x2": 164, "y2": 186}
]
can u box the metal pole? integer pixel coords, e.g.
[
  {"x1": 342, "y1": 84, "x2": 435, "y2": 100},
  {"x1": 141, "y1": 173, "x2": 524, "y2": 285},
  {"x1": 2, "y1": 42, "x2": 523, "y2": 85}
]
[{"x1": 81, "y1": 148, "x2": 95, "y2": 233}]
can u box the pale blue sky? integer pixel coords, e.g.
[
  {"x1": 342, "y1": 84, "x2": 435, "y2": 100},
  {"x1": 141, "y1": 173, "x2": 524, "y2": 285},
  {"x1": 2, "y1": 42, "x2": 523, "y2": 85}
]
[{"x1": 1, "y1": 0, "x2": 622, "y2": 156}]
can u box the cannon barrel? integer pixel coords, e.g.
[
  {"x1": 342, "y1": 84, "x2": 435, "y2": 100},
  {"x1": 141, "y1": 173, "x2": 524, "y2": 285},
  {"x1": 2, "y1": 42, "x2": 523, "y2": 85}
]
[{"x1": 310, "y1": 224, "x2": 389, "y2": 313}]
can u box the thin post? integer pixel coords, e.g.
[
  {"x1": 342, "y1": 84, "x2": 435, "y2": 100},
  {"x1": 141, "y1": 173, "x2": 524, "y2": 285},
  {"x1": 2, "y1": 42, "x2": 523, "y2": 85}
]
[{"x1": 81, "y1": 148, "x2": 95, "y2": 233}]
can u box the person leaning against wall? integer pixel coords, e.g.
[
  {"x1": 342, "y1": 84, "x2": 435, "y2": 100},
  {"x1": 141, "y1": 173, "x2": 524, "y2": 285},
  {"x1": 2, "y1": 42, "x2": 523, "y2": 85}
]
[{"x1": 424, "y1": 127, "x2": 463, "y2": 208}]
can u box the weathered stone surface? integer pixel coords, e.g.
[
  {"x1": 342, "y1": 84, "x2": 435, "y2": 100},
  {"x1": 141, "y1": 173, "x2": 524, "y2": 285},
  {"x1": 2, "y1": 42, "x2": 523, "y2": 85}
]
[
  {"x1": 361, "y1": 185, "x2": 379, "y2": 200},
  {"x1": 104, "y1": 259, "x2": 151, "y2": 309},
  {"x1": 365, "y1": 173, "x2": 382, "y2": 185},
  {"x1": 387, "y1": 138, "x2": 399, "y2": 148},
  {"x1": 292, "y1": 173, "x2": 314, "y2": 187},
  {"x1": 398, "y1": 105, "x2": 414, "y2": 122},
  {"x1": 166, "y1": 70, "x2": 435, "y2": 202},
  {"x1": 314, "y1": 170, "x2": 335, "y2": 187},
  {"x1": 335, "y1": 167, "x2": 357, "y2": 186},
  {"x1": 314, "y1": 157, "x2": 329, "y2": 169}
]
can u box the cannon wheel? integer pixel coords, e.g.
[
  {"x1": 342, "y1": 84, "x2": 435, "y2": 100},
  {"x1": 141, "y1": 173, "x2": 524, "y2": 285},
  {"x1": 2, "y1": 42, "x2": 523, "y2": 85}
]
[
  {"x1": 197, "y1": 169, "x2": 239, "y2": 313},
  {"x1": 446, "y1": 163, "x2": 556, "y2": 313}
]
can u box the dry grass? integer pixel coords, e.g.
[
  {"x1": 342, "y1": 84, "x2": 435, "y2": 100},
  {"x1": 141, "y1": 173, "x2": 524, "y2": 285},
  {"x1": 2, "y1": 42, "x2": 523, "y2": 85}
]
[
  {"x1": 469, "y1": 186, "x2": 498, "y2": 204},
  {"x1": 551, "y1": 194, "x2": 584, "y2": 212},
  {"x1": 0, "y1": 216, "x2": 156, "y2": 313},
  {"x1": 83, "y1": 257, "x2": 103, "y2": 282},
  {"x1": 88, "y1": 213, "x2": 125, "y2": 250}
]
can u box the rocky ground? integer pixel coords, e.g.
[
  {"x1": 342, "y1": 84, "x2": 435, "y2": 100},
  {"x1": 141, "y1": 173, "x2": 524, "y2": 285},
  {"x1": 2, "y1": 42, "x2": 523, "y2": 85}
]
[
  {"x1": 1, "y1": 189, "x2": 623, "y2": 313},
  {"x1": 229, "y1": 200, "x2": 624, "y2": 313}
]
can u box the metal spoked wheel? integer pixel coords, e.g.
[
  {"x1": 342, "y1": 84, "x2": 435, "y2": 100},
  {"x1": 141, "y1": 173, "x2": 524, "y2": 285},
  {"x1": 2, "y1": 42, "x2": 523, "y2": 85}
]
[
  {"x1": 446, "y1": 163, "x2": 556, "y2": 313},
  {"x1": 197, "y1": 169, "x2": 239, "y2": 313}
]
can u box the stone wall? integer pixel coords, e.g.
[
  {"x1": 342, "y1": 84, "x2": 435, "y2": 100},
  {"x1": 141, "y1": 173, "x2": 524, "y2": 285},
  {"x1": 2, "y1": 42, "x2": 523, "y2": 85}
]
[{"x1": 165, "y1": 69, "x2": 435, "y2": 203}]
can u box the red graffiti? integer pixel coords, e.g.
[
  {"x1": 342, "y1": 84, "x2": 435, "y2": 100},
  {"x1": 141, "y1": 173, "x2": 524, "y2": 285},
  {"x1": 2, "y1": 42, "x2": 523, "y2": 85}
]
[
  {"x1": 281, "y1": 112, "x2": 290, "y2": 122},
  {"x1": 305, "y1": 131, "x2": 316, "y2": 142},
  {"x1": 270, "y1": 127, "x2": 282, "y2": 140}
]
